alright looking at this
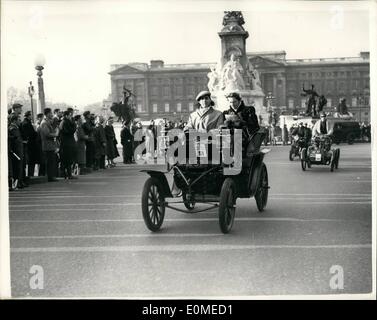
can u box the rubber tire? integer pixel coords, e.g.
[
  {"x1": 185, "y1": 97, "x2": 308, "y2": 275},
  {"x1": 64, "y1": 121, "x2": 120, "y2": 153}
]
[
  {"x1": 141, "y1": 177, "x2": 165, "y2": 232},
  {"x1": 289, "y1": 149, "x2": 294, "y2": 161},
  {"x1": 255, "y1": 163, "x2": 269, "y2": 212},
  {"x1": 330, "y1": 151, "x2": 335, "y2": 172},
  {"x1": 301, "y1": 148, "x2": 307, "y2": 171},
  {"x1": 347, "y1": 133, "x2": 355, "y2": 145},
  {"x1": 218, "y1": 178, "x2": 236, "y2": 234},
  {"x1": 335, "y1": 149, "x2": 340, "y2": 169},
  {"x1": 183, "y1": 192, "x2": 195, "y2": 211}
]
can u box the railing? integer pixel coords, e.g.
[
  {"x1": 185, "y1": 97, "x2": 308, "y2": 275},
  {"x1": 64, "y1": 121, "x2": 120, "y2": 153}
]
[{"x1": 286, "y1": 57, "x2": 366, "y2": 64}]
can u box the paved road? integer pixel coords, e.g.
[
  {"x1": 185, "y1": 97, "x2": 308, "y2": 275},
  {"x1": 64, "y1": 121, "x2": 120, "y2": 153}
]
[{"x1": 9, "y1": 143, "x2": 372, "y2": 298}]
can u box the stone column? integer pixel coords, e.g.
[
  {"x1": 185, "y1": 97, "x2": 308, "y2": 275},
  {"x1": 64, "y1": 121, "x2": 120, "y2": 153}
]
[
  {"x1": 277, "y1": 72, "x2": 286, "y2": 107},
  {"x1": 272, "y1": 75, "x2": 277, "y2": 107}
]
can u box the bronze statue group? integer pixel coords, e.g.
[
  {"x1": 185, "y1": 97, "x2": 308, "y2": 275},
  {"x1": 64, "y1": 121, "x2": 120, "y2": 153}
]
[{"x1": 301, "y1": 83, "x2": 353, "y2": 118}]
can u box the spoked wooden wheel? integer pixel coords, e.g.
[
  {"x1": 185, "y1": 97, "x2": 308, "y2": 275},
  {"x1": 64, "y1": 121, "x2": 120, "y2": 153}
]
[
  {"x1": 142, "y1": 177, "x2": 165, "y2": 231},
  {"x1": 219, "y1": 178, "x2": 236, "y2": 234},
  {"x1": 255, "y1": 163, "x2": 269, "y2": 212},
  {"x1": 182, "y1": 192, "x2": 195, "y2": 211}
]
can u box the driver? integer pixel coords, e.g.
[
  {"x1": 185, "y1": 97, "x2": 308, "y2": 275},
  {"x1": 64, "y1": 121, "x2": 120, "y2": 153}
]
[
  {"x1": 312, "y1": 112, "x2": 332, "y2": 137},
  {"x1": 172, "y1": 91, "x2": 223, "y2": 197},
  {"x1": 184, "y1": 91, "x2": 224, "y2": 133}
]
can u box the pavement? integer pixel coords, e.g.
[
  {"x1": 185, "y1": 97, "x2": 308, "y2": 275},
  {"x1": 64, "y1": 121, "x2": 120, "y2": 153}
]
[{"x1": 8, "y1": 142, "x2": 373, "y2": 298}]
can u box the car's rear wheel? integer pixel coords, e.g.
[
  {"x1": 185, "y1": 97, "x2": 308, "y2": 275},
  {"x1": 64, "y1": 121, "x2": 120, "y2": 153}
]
[{"x1": 255, "y1": 163, "x2": 269, "y2": 212}]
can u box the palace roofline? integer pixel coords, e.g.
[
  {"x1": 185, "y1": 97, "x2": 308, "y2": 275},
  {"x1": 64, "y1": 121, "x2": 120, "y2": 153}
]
[{"x1": 109, "y1": 51, "x2": 369, "y2": 74}]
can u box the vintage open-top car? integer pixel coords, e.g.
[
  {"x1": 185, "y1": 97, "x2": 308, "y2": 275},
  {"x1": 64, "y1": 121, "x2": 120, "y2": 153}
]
[
  {"x1": 141, "y1": 128, "x2": 270, "y2": 234},
  {"x1": 300, "y1": 134, "x2": 340, "y2": 172}
]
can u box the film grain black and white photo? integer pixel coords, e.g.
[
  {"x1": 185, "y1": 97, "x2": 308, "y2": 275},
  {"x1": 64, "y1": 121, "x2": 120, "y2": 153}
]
[{"x1": 0, "y1": 0, "x2": 375, "y2": 301}]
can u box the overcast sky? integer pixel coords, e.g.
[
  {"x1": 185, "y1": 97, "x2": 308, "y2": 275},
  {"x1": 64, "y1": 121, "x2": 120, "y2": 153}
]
[{"x1": 1, "y1": 0, "x2": 372, "y2": 106}]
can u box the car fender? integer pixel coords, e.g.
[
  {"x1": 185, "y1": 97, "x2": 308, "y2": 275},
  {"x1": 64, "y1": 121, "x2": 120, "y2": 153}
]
[{"x1": 140, "y1": 170, "x2": 173, "y2": 198}]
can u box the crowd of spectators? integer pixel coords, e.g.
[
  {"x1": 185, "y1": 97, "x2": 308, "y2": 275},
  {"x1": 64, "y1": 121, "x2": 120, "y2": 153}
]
[
  {"x1": 7, "y1": 104, "x2": 121, "y2": 191},
  {"x1": 7, "y1": 102, "x2": 191, "y2": 191}
]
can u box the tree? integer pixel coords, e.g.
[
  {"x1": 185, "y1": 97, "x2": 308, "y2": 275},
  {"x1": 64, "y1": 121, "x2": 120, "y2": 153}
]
[{"x1": 7, "y1": 87, "x2": 19, "y2": 108}]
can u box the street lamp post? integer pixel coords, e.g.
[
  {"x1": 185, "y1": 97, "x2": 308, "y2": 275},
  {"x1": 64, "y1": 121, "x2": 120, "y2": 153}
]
[
  {"x1": 35, "y1": 55, "x2": 46, "y2": 114},
  {"x1": 28, "y1": 81, "x2": 35, "y2": 121}
]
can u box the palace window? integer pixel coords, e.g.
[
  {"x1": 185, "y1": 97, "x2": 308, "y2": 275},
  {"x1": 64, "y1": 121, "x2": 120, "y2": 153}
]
[
  {"x1": 189, "y1": 102, "x2": 194, "y2": 111},
  {"x1": 152, "y1": 103, "x2": 158, "y2": 113},
  {"x1": 301, "y1": 99, "x2": 306, "y2": 109},
  {"x1": 187, "y1": 85, "x2": 195, "y2": 97},
  {"x1": 327, "y1": 98, "x2": 332, "y2": 107},
  {"x1": 288, "y1": 99, "x2": 294, "y2": 109},
  {"x1": 175, "y1": 85, "x2": 183, "y2": 97},
  {"x1": 177, "y1": 103, "x2": 182, "y2": 112},
  {"x1": 165, "y1": 103, "x2": 169, "y2": 112},
  {"x1": 137, "y1": 104, "x2": 143, "y2": 113},
  {"x1": 163, "y1": 86, "x2": 171, "y2": 98},
  {"x1": 151, "y1": 86, "x2": 159, "y2": 97},
  {"x1": 136, "y1": 84, "x2": 144, "y2": 96},
  {"x1": 351, "y1": 97, "x2": 357, "y2": 107}
]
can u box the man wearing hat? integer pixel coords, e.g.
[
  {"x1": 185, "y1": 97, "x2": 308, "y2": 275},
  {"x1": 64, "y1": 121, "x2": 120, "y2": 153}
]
[
  {"x1": 303, "y1": 123, "x2": 312, "y2": 144},
  {"x1": 82, "y1": 110, "x2": 96, "y2": 171},
  {"x1": 40, "y1": 108, "x2": 59, "y2": 182},
  {"x1": 21, "y1": 110, "x2": 38, "y2": 180},
  {"x1": 8, "y1": 114, "x2": 25, "y2": 189},
  {"x1": 312, "y1": 112, "x2": 332, "y2": 137},
  {"x1": 11, "y1": 103, "x2": 23, "y2": 116},
  {"x1": 184, "y1": 90, "x2": 224, "y2": 133},
  {"x1": 59, "y1": 110, "x2": 78, "y2": 179},
  {"x1": 292, "y1": 122, "x2": 306, "y2": 138}
]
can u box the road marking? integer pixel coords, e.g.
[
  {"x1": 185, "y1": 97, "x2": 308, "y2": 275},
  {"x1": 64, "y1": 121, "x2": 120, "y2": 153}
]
[
  {"x1": 9, "y1": 208, "x2": 131, "y2": 212},
  {"x1": 9, "y1": 203, "x2": 141, "y2": 207},
  {"x1": 11, "y1": 233, "x2": 223, "y2": 239},
  {"x1": 8, "y1": 200, "x2": 372, "y2": 209},
  {"x1": 9, "y1": 217, "x2": 370, "y2": 223},
  {"x1": 9, "y1": 195, "x2": 142, "y2": 199},
  {"x1": 9, "y1": 194, "x2": 372, "y2": 200},
  {"x1": 9, "y1": 190, "x2": 74, "y2": 194},
  {"x1": 10, "y1": 243, "x2": 372, "y2": 253},
  {"x1": 261, "y1": 193, "x2": 371, "y2": 196},
  {"x1": 267, "y1": 198, "x2": 371, "y2": 200}
]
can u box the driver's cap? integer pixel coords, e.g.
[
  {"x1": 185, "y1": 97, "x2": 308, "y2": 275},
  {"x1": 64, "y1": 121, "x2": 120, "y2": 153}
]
[{"x1": 195, "y1": 91, "x2": 211, "y2": 101}]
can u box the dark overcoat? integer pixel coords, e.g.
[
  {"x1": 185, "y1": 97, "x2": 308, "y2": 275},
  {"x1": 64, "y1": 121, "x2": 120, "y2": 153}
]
[
  {"x1": 104, "y1": 124, "x2": 119, "y2": 159},
  {"x1": 94, "y1": 124, "x2": 107, "y2": 158},
  {"x1": 59, "y1": 118, "x2": 77, "y2": 163}
]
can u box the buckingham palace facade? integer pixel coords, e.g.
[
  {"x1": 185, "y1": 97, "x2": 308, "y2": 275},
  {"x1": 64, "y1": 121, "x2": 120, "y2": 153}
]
[{"x1": 109, "y1": 51, "x2": 370, "y2": 122}]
